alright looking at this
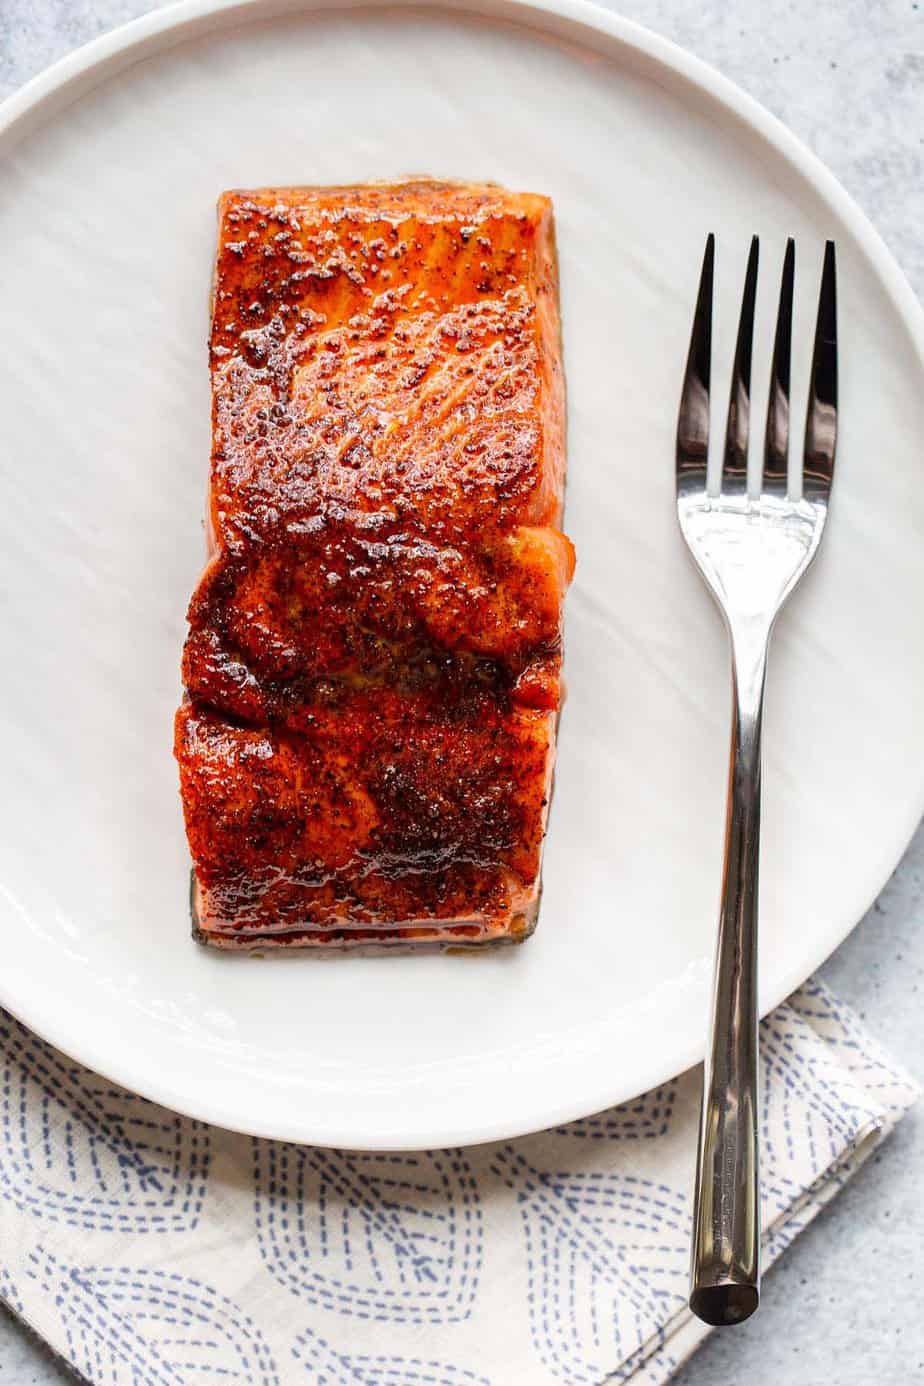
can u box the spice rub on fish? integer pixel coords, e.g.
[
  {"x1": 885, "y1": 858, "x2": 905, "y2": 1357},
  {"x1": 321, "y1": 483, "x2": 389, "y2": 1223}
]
[{"x1": 175, "y1": 180, "x2": 574, "y2": 949}]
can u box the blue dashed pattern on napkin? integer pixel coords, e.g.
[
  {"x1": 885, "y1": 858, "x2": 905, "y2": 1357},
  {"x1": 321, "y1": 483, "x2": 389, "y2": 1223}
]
[{"x1": 0, "y1": 980, "x2": 917, "y2": 1385}]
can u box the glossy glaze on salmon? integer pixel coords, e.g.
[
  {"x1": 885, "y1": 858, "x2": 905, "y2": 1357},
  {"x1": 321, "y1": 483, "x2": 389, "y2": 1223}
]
[{"x1": 175, "y1": 180, "x2": 573, "y2": 949}]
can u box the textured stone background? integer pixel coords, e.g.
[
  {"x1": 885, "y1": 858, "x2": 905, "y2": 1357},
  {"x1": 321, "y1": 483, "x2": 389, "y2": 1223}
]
[{"x1": 1, "y1": 2, "x2": 922, "y2": 1382}]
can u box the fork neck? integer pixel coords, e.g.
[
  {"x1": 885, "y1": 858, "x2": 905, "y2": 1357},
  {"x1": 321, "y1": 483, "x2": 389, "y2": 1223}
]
[{"x1": 728, "y1": 617, "x2": 771, "y2": 753}]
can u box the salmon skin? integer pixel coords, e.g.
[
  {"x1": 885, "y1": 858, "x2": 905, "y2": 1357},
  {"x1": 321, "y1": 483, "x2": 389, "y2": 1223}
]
[{"x1": 175, "y1": 180, "x2": 574, "y2": 950}]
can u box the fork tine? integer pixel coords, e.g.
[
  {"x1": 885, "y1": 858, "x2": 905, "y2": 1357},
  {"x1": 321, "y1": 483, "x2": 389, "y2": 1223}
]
[
  {"x1": 676, "y1": 233, "x2": 714, "y2": 496},
  {"x1": 722, "y1": 236, "x2": 759, "y2": 495},
  {"x1": 803, "y1": 241, "x2": 838, "y2": 501},
  {"x1": 762, "y1": 239, "x2": 794, "y2": 497}
]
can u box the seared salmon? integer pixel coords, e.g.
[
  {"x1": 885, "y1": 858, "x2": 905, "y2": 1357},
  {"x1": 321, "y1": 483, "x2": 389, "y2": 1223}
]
[{"x1": 175, "y1": 180, "x2": 573, "y2": 948}]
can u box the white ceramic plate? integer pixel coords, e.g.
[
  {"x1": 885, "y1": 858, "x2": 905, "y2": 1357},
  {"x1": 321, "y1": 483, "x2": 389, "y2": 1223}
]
[{"x1": 1, "y1": 0, "x2": 922, "y2": 1150}]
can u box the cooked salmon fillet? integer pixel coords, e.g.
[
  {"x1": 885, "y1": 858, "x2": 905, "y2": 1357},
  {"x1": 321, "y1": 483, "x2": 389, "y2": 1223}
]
[{"x1": 175, "y1": 180, "x2": 573, "y2": 949}]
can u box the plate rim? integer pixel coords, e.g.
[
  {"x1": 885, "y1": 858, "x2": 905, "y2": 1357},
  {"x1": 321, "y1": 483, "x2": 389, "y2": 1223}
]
[{"x1": 2, "y1": 0, "x2": 923, "y2": 1148}]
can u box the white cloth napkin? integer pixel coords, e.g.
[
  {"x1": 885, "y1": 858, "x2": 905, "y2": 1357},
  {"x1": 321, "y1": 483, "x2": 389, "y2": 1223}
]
[{"x1": 0, "y1": 978, "x2": 916, "y2": 1385}]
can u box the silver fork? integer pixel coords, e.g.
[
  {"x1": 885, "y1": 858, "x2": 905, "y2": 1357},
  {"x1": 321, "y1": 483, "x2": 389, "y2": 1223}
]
[{"x1": 677, "y1": 235, "x2": 838, "y2": 1327}]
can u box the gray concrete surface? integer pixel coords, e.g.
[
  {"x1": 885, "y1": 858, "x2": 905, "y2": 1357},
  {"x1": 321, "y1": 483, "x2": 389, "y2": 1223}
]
[{"x1": 1, "y1": 1, "x2": 922, "y2": 1382}]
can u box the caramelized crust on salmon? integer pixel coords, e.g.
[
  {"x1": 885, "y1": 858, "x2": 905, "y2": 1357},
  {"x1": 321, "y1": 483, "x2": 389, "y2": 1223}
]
[{"x1": 175, "y1": 180, "x2": 573, "y2": 949}]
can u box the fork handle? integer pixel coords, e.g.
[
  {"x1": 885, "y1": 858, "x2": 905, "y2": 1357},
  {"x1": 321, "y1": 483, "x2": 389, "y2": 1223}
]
[{"x1": 689, "y1": 626, "x2": 768, "y2": 1327}]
